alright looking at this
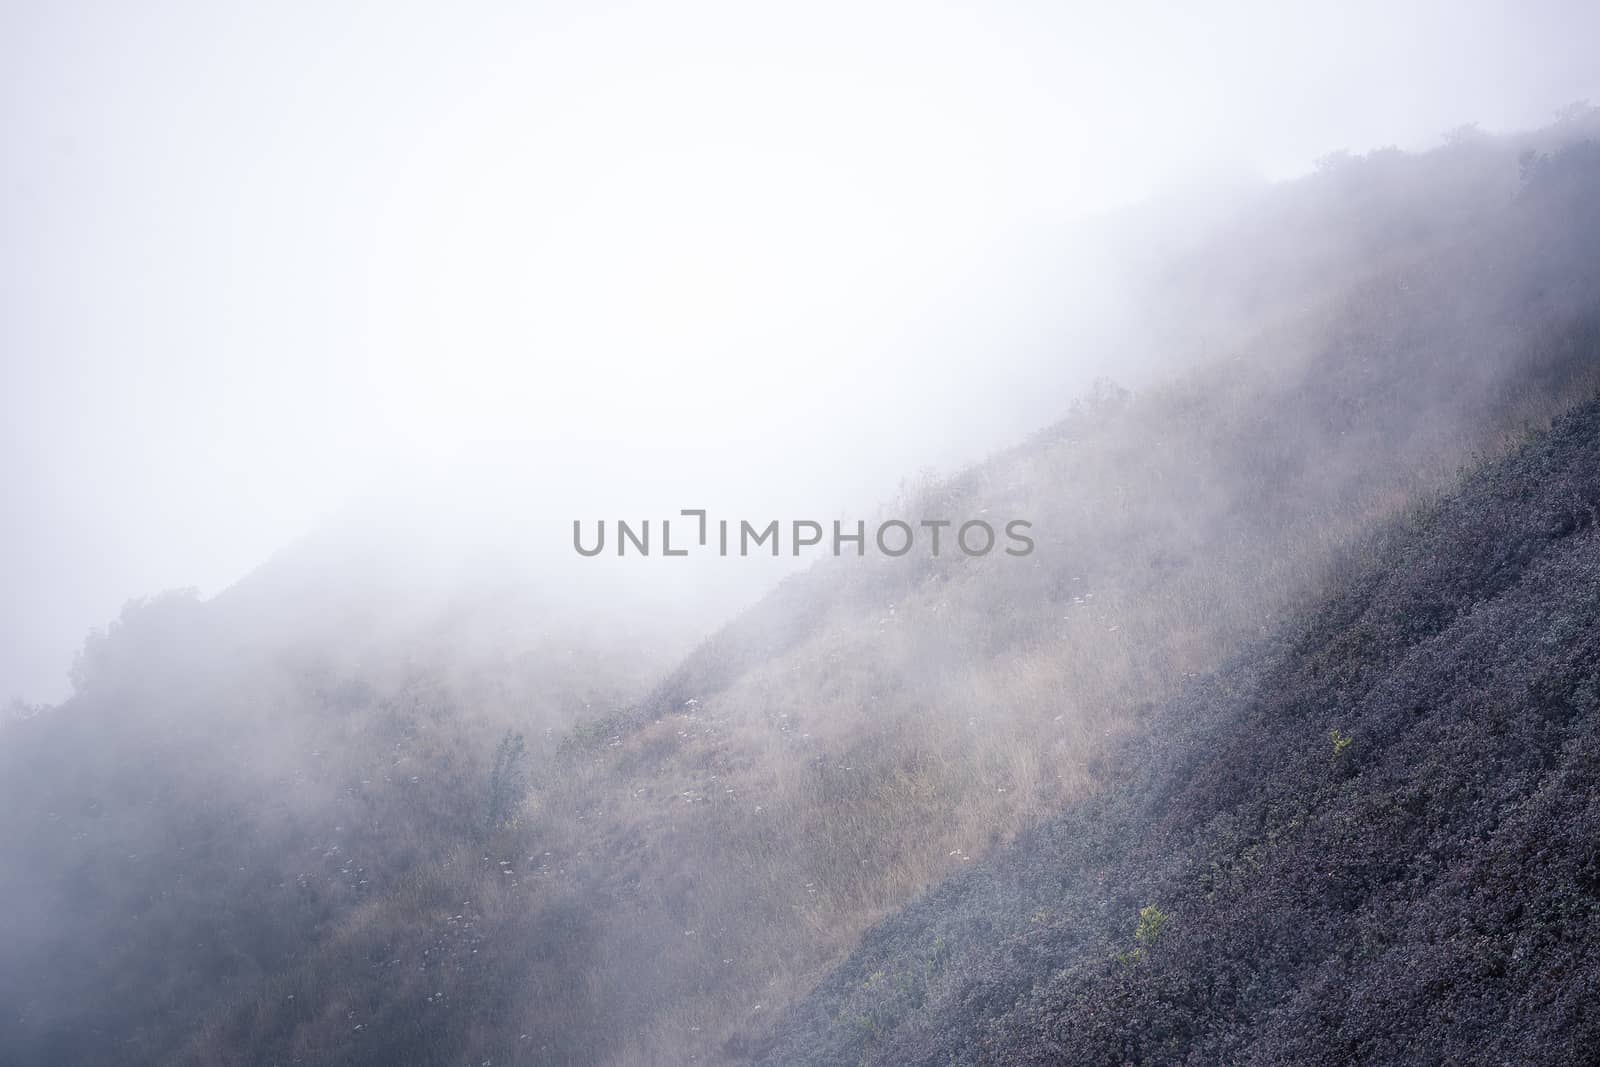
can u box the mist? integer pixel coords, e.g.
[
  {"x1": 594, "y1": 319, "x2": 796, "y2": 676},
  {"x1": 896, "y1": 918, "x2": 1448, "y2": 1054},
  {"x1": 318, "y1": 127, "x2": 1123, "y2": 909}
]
[
  {"x1": 6, "y1": 0, "x2": 1598, "y2": 703},
  {"x1": 7, "y1": 5, "x2": 1600, "y2": 1066}
]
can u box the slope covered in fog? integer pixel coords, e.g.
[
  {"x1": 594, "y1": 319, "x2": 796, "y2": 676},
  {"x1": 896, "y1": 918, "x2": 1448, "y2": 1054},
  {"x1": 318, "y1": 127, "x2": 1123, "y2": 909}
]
[
  {"x1": 759, "y1": 378, "x2": 1600, "y2": 1067},
  {"x1": 2, "y1": 116, "x2": 1600, "y2": 1066}
]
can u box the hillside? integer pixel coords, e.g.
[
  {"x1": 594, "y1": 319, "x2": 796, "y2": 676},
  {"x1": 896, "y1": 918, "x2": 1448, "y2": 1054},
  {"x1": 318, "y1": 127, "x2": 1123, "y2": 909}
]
[
  {"x1": 758, "y1": 385, "x2": 1600, "y2": 1067},
  {"x1": 2, "y1": 117, "x2": 1600, "y2": 1066}
]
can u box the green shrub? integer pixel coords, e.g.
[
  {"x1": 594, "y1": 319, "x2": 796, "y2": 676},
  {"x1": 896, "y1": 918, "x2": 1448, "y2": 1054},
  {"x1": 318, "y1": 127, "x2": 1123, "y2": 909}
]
[
  {"x1": 1329, "y1": 728, "x2": 1354, "y2": 760},
  {"x1": 1119, "y1": 904, "x2": 1171, "y2": 965},
  {"x1": 1135, "y1": 904, "x2": 1169, "y2": 947}
]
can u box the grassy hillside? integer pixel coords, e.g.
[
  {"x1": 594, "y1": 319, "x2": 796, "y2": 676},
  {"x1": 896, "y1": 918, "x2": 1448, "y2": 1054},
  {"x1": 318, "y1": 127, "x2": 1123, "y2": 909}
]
[
  {"x1": 2, "y1": 115, "x2": 1599, "y2": 1065},
  {"x1": 757, "y1": 383, "x2": 1600, "y2": 1067}
]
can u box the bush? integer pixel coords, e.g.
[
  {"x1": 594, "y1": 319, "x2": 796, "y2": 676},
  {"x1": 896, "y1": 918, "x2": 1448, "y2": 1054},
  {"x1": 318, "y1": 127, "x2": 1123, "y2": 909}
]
[{"x1": 484, "y1": 730, "x2": 528, "y2": 833}]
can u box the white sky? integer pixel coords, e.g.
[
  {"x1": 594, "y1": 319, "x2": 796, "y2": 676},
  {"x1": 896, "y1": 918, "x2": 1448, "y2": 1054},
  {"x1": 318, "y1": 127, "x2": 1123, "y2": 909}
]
[{"x1": 4, "y1": 0, "x2": 1599, "y2": 702}]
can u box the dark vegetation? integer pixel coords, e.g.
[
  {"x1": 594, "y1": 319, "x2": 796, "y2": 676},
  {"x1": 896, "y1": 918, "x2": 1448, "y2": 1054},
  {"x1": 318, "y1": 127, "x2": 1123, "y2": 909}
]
[
  {"x1": 2, "y1": 112, "x2": 1600, "y2": 1065},
  {"x1": 758, "y1": 387, "x2": 1600, "y2": 1067}
]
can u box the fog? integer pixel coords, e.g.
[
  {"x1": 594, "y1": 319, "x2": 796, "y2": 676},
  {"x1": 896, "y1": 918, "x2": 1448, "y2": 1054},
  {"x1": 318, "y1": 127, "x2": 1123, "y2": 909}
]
[
  {"x1": 4, "y1": 0, "x2": 1597, "y2": 702},
  {"x1": 11, "y1": 6, "x2": 1600, "y2": 1065}
]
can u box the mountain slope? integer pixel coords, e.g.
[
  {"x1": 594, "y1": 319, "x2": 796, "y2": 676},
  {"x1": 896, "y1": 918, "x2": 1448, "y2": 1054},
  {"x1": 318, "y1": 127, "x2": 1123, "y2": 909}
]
[
  {"x1": 758, "y1": 392, "x2": 1600, "y2": 1066},
  {"x1": 3, "y1": 119, "x2": 1600, "y2": 1067}
]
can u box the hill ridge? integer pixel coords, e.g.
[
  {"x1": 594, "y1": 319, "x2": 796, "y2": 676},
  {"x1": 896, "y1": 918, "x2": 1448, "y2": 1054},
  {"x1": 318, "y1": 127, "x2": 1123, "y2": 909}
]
[{"x1": 757, "y1": 393, "x2": 1600, "y2": 1065}]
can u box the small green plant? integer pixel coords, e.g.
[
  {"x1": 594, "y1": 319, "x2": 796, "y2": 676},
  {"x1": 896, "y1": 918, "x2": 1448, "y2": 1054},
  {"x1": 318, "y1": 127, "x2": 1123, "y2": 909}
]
[
  {"x1": 1135, "y1": 904, "x2": 1169, "y2": 947},
  {"x1": 1329, "y1": 728, "x2": 1353, "y2": 760},
  {"x1": 1119, "y1": 904, "x2": 1170, "y2": 965}
]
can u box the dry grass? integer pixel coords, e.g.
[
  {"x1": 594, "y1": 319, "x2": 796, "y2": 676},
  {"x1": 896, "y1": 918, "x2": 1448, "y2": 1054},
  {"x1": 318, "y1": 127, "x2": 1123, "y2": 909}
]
[{"x1": 7, "y1": 119, "x2": 1600, "y2": 1067}]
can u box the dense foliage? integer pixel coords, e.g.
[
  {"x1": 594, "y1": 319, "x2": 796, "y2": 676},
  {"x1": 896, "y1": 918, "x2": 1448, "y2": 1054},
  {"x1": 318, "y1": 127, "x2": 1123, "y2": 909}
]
[{"x1": 759, "y1": 392, "x2": 1600, "y2": 1065}]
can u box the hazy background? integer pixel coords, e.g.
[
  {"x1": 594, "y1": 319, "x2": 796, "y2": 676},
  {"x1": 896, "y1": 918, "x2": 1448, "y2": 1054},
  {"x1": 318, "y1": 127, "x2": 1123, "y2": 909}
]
[{"x1": 4, "y1": 0, "x2": 1599, "y2": 704}]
